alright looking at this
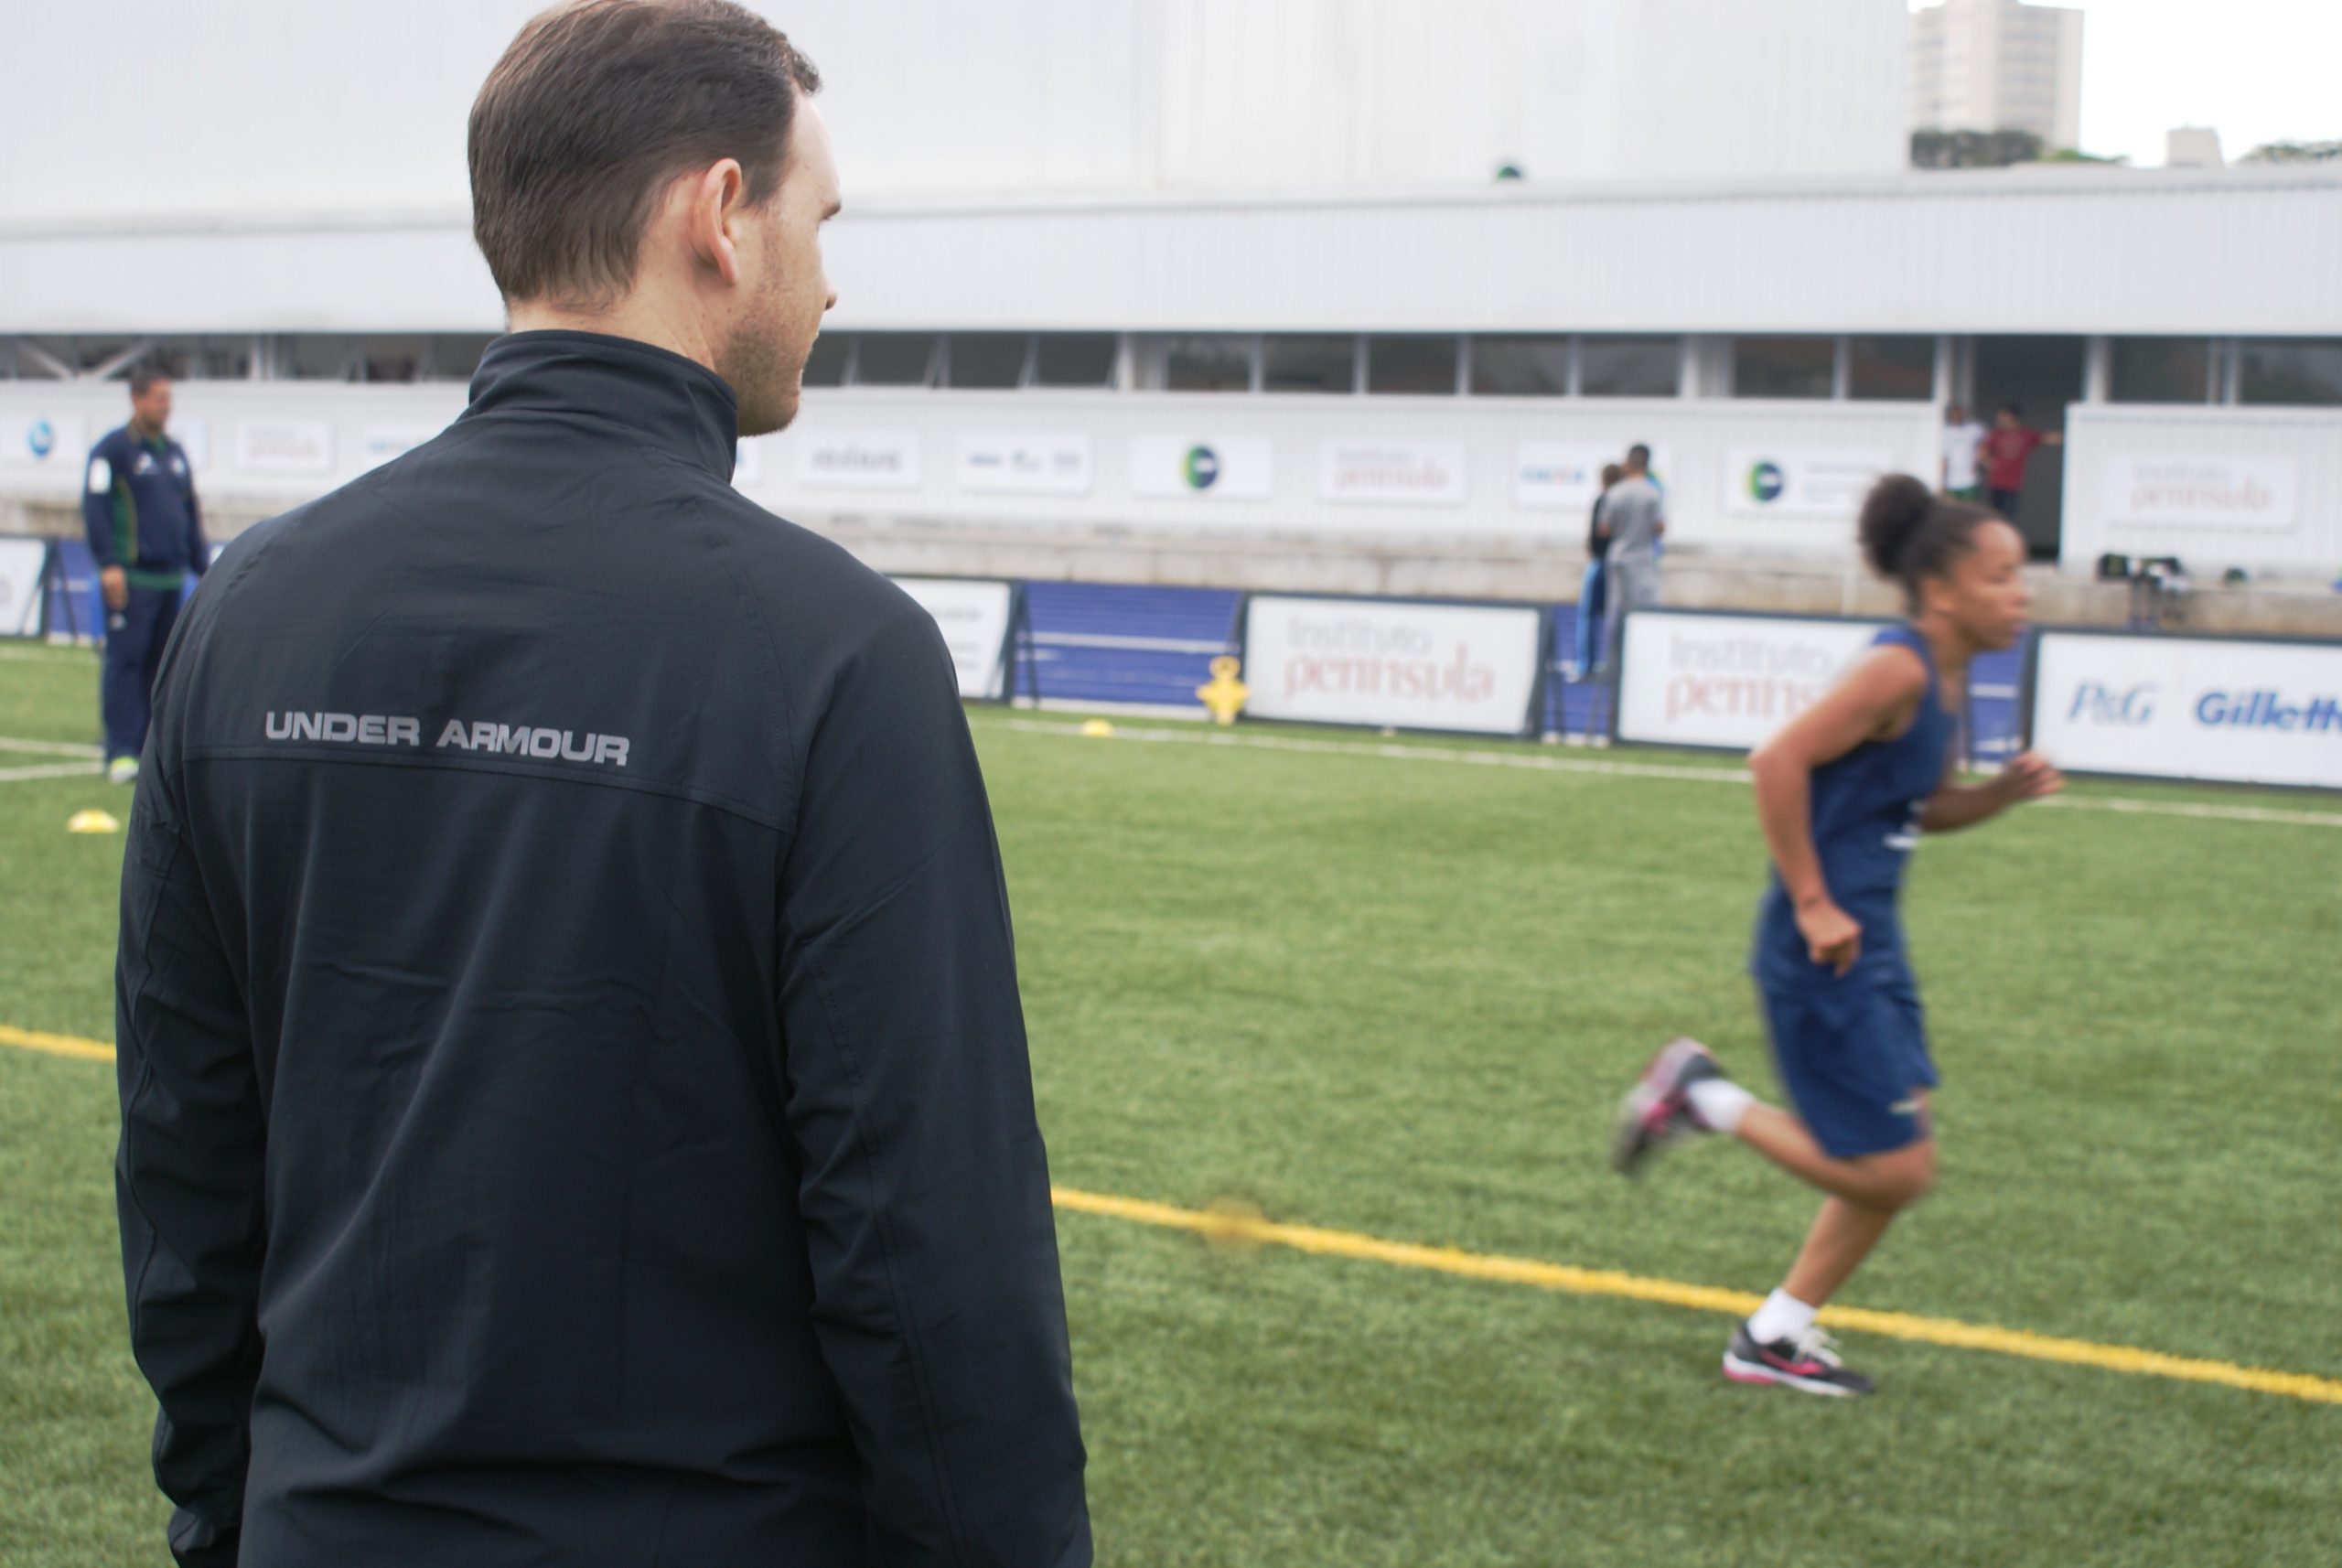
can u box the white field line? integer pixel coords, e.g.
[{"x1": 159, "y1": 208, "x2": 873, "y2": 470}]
[
  {"x1": 993, "y1": 718, "x2": 2342, "y2": 831},
  {"x1": 2036, "y1": 795, "x2": 2342, "y2": 830},
  {"x1": 0, "y1": 762, "x2": 102, "y2": 785},
  {"x1": 0, "y1": 736, "x2": 103, "y2": 758}
]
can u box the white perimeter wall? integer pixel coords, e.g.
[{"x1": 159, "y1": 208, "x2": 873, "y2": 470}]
[
  {"x1": 0, "y1": 380, "x2": 1935, "y2": 555},
  {"x1": 10, "y1": 382, "x2": 2337, "y2": 577},
  {"x1": 2059, "y1": 406, "x2": 2342, "y2": 577}
]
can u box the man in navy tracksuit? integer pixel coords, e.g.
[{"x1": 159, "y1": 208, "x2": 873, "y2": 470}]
[
  {"x1": 113, "y1": 6, "x2": 1088, "y2": 1565},
  {"x1": 84, "y1": 364, "x2": 207, "y2": 783}
]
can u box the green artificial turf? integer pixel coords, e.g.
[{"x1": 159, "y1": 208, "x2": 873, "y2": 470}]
[{"x1": 3, "y1": 647, "x2": 2337, "y2": 1566}]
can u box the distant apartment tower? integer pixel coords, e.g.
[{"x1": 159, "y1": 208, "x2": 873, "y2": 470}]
[{"x1": 1909, "y1": 0, "x2": 2085, "y2": 149}]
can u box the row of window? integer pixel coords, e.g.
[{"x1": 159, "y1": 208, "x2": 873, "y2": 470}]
[
  {"x1": 2108, "y1": 337, "x2": 2342, "y2": 408},
  {"x1": 0, "y1": 334, "x2": 497, "y2": 384},
  {"x1": 803, "y1": 331, "x2": 1836, "y2": 400},
  {"x1": 5, "y1": 332, "x2": 2337, "y2": 407},
  {"x1": 753, "y1": 330, "x2": 2342, "y2": 406}
]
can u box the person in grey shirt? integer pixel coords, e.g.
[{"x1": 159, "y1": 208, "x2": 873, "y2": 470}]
[{"x1": 1599, "y1": 443, "x2": 1666, "y2": 677}]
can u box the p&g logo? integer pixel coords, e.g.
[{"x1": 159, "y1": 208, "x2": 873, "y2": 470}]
[{"x1": 2068, "y1": 682, "x2": 2158, "y2": 725}]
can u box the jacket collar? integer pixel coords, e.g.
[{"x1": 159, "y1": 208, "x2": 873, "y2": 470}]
[{"x1": 464, "y1": 329, "x2": 739, "y2": 481}]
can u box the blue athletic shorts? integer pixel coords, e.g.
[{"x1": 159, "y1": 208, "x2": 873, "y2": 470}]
[{"x1": 1756, "y1": 969, "x2": 1938, "y2": 1159}]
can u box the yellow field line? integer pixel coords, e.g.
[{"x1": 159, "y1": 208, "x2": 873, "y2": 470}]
[
  {"x1": 0, "y1": 1023, "x2": 118, "y2": 1062},
  {"x1": 7, "y1": 1026, "x2": 2333, "y2": 1406},
  {"x1": 1055, "y1": 1187, "x2": 2342, "y2": 1407}
]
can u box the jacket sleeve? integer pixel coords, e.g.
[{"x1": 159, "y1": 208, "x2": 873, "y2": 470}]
[
  {"x1": 778, "y1": 604, "x2": 1090, "y2": 1568},
  {"x1": 116, "y1": 647, "x2": 265, "y2": 1568},
  {"x1": 83, "y1": 435, "x2": 121, "y2": 570}
]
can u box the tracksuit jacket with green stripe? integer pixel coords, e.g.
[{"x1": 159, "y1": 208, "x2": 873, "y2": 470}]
[{"x1": 82, "y1": 424, "x2": 207, "y2": 590}]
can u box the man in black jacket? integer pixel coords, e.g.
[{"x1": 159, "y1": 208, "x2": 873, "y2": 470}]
[{"x1": 113, "y1": 4, "x2": 1090, "y2": 1564}]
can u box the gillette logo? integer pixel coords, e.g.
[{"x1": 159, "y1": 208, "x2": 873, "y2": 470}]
[{"x1": 2194, "y1": 691, "x2": 2342, "y2": 734}]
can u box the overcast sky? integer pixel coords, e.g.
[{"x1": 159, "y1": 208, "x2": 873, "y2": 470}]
[{"x1": 1917, "y1": 0, "x2": 2342, "y2": 165}]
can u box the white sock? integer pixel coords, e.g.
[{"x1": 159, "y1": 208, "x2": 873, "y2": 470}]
[
  {"x1": 1747, "y1": 1288, "x2": 1818, "y2": 1346},
  {"x1": 1683, "y1": 1077, "x2": 1754, "y2": 1135}
]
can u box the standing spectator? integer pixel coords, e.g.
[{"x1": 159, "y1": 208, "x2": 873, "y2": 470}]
[
  {"x1": 1601, "y1": 443, "x2": 1666, "y2": 678},
  {"x1": 1574, "y1": 461, "x2": 1625, "y2": 677},
  {"x1": 1979, "y1": 403, "x2": 2062, "y2": 519},
  {"x1": 111, "y1": 4, "x2": 1088, "y2": 1565},
  {"x1": 83, "y1": 365, "x2": 206, "y2": 784},
  {"x1": 1939, "y1": 403, "x2": 1985, "y2": 500}
]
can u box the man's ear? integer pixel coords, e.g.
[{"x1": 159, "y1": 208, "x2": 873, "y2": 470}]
[{"x1": 685, "y1": 159, "x2": 749, "y2": 287}]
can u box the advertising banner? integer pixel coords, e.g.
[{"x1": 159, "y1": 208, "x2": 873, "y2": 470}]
[
  {"x1": 1129, "y1": 435, "x2": 1274, "y2": 501},
  {"x1": 1617, "y1": 609, "x2": 1891, "y2": 751},
  {"x1": 1241, "y1": 595, "x2": 1543, "y2": 736},
  {"x1": 1512, "y1": 444, "x2": 1676, "y2": 511},
  {"x1": 893, "y1": 576, "x2": 1016, "y2": 701},
  {"x1": 1724, "y1": 449, "x2": 1894, "y2": 518},
  {"x1": 234, "y1": 420, "x2": 333, "y2": 474},
  {"x1": 1, "y1": 414, "x2": 88, "y2": 470},
  {"x1": 957, "y1": 433, "x2": 1093, "y2": 497},
  {"x1": 793, "y1": 431, "x2": 922, "y2": 490},
  {"x1": 1318, "y1": 440, "x2": 1467, "y2": 506},
  {"x1": 2028, "y1": 629, "x2": 2342, "y2": 789},
  {"x1": 0, "y1": 537, "x2": 47, "y2": 638},
  {"x1": 2100, "y1": 456, "x2": 2299, "y2": 532},
  {"x1": 171, "y1": 418, "x2": 211, "y2": 471}
]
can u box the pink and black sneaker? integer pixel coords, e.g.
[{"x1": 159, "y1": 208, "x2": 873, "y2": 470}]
[
  {"x1": 1610, "y1": 1037, "x2": 1723, "y2": 1176},
  {"x1": 1723, "y1": 1320, "x2": 1877, "y2": 1397}
]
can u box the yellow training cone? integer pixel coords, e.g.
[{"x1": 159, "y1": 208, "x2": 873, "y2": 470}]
[
  {"x1": 1080, "y1": 719, "x2": 1115, "y2": 738},
  {"x1": 67, "y1": 809, "x2": 121, "y2": 835}
]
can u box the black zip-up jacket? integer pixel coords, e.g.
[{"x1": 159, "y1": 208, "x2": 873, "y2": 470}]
[{"x1": 114, "y1": 331, "x2": 1090, "y2": 1568}]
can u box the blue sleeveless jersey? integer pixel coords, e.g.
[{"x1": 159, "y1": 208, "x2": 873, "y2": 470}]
[{"x1": 1753, "y1": 625, "x2": 1956, "y2": 988}]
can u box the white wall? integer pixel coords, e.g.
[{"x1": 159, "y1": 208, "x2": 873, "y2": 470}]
[
  {"x1": 742, "y1": 391, "x2": 1940, "y2": 553},
  {"x1": 0, "y1": 379, "x2": 1939, "y2": 561},
  {"x1": 11, "y1": 166, "x2": 2337, "y2": 339},
  {"x1": 2060, "y1": 405, "x2": 2342, "y2": 577},
  {"x1": 1149, "y1": 0, "x2": 1906, "y2": 188},
  {"x1": 0, "y1": 381, "x2": 467, "y2": 506},
  {"x1": 15, "y1": 380, "x2": 2338, "y2": 580},
  {"x1": 2, "y1": 0, "x2": 1902, "y2": 229}
]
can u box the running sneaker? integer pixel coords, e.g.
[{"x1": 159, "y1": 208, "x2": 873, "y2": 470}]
[
  {"x1": 1722, "y1": 1320, "x2": 1877, "y2": 1398},
  {"x1": 106, "y1": 756, "x2": 139, "y2": 786},
  {"x1": 1610, "y1": 1036, "x2": 1722, "y2": 1176}
]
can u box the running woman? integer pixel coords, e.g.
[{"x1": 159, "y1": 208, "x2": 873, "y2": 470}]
[{"x1": 1611, "y1": 474, "x2": 2062, "y2": 1396}]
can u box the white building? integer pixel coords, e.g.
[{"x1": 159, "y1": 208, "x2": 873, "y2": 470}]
[
  {"x1": 4, "y1": 0, "x2": 2337, "y2": 588},
  {"x1": 1909, "y1": 0, "x2": 2085, "y2": 150},
  {"x1": 2165, "y1": 127, "x2": 2226, "y2": 169}
]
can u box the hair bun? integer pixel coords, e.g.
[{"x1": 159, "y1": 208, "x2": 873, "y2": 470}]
[{"x1": 1860, "y1": 474, "x2": 1935, "y2": 579}]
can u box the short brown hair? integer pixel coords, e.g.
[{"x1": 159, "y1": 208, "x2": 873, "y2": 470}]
[
  {"x1": 468, "y1": 0, "x2": 821, "y2": 308},
  {"x1": 128, "y1": 365, "x2": 171, "y2": 397}
]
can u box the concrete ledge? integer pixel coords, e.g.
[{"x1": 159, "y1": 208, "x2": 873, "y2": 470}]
[
  {"x1": 14, "y1": 496, "x2": 2339, "y2": 638},
  {"x1": 802, "y1": 515, "x2": 2342, "y2": 638}
]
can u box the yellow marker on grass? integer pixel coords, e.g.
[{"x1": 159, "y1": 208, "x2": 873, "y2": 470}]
[{"x1": 1197, "y1": 656, "x2": 1250, "y2": 725}]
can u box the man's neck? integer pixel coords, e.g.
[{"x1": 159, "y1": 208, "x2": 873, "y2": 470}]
[
  {"x1": 505, "y1": 295, "x2": 720, "y2": 375},
  {"x1": 130, "y1": 417, "x2": 163, "y2": 443}
]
